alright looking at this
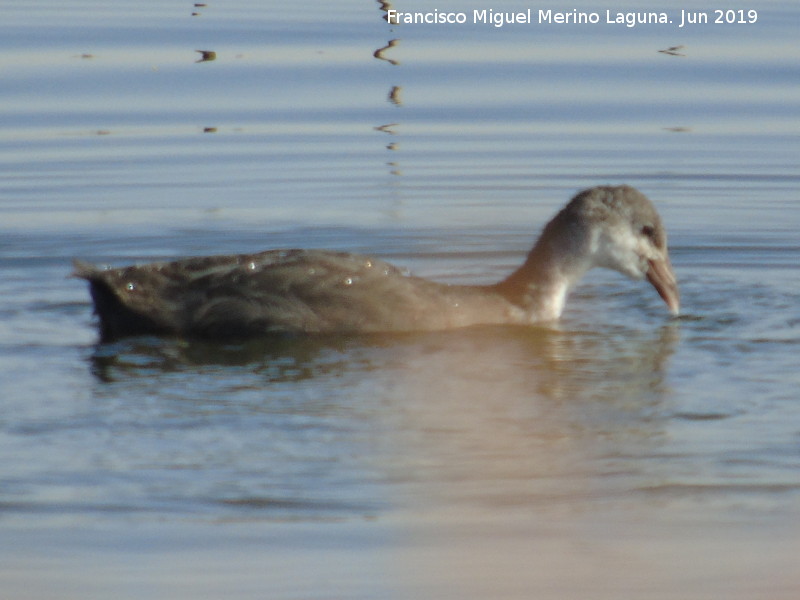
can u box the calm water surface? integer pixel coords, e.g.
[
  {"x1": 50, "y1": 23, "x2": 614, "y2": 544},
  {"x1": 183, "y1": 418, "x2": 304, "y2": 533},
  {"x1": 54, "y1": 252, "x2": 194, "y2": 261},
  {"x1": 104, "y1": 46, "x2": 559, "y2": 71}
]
[{"x1": 1, "y1": 1, "x2": 799, "y2": 598}]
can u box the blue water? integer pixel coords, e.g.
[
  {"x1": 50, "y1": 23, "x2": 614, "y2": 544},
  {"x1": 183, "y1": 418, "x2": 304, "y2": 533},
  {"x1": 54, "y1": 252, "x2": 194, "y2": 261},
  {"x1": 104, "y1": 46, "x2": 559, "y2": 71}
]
[{"x1": 1, "y1": 1, "x2": 799, "y2": 598}]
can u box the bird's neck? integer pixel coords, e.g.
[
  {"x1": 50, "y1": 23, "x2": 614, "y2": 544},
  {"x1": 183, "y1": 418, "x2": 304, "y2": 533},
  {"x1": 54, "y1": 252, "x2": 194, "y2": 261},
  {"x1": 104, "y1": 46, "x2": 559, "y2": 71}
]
[{"x1": 495, "y1": 221, "x2": 594, "y2": 321}]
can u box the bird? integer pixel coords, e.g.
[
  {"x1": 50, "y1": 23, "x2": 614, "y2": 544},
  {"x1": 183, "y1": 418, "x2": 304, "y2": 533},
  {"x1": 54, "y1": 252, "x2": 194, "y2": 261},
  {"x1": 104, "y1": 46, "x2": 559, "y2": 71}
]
[{"x1": 73, "y1": 185, "x2": 679, "y2": 341}]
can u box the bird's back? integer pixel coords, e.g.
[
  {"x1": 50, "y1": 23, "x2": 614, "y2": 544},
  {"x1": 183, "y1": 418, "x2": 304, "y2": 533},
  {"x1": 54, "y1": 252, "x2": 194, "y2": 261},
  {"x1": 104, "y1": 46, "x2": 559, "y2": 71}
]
[{"x1": 74, "y1": 249, "x2": 509, "y2": 339}]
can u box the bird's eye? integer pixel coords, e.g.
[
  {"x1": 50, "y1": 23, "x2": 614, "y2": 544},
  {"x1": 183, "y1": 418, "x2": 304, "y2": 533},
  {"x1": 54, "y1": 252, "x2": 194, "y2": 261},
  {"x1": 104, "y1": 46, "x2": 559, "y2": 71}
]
[{"x1": 641, "y1": 225, "x2": 656, "y2": 239}]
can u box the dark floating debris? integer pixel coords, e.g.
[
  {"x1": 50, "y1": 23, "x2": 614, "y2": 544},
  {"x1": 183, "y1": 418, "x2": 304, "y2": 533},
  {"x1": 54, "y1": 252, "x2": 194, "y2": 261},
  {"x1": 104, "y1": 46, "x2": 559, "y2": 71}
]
[
  {"x1": 373, "y1": 39, "x2": 400, "y2": 65},
  {"x1": 658, "y1": 45, "x2": 686, "y2": 57},
  {"x1": 374, "y1": 123, "x2": 399, "y2": 135},
  {"x1": 195, "y1": 50, "x2": 217, "y2": 63},
  {"x1": 388, "y1": 85, "x2": 403, "y2": 106}
]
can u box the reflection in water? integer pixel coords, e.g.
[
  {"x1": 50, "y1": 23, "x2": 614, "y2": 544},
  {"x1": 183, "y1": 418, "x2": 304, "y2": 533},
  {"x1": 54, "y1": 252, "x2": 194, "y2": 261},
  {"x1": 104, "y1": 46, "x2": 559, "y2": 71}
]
[
  {"x1": 83, "y1": 321, "x2": 680, "y2": 554},
  {"x1": 375, "y1": 324, "x2": 678, "y2": 512},
  {"x1": 87, "y1": 322, "x2": 678, "y2": 516},
  {"x1": 373, "y1": 38, "x2": 401, "y2": 66},
  {"x1": 374, "y1": 2, "x2": 405, "y2": 194},
  {"x1": 386, "y1": 159, "x2": 402, "y2": 176},
  {"x1": 87, "y1": 325, "x2": 678, "y2": 426},
  {"x1": 376, "y1": 0, "x2": 393, "y2": 21},
  {"x1": 388, "y1": 85, "x2": 403, "y2": 106},
  {"x1": 89, "y1": 334, "x2": 357, "y2": 383},
  {"x1": 374, "y1": 122, "x2": 402, "y2": 174},
  {"x1": 658, "y1": 44, "x2": 686, "y2": 56},
  {"x1": 374, "y1": 123, "x2": 399, "y2": 135},
  {"x1": 535, "y1": 322, "x2": 678, "y2": 406},
  {"x1": 195, "y1": 49, "x2": 217, "y2": 63}
]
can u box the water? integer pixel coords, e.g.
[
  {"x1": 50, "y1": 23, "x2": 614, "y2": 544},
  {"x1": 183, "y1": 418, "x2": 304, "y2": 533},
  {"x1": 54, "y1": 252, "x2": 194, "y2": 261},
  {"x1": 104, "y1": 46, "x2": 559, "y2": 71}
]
[{"x1": 1, "y1": 1, "x2": 799, "y2": 598}]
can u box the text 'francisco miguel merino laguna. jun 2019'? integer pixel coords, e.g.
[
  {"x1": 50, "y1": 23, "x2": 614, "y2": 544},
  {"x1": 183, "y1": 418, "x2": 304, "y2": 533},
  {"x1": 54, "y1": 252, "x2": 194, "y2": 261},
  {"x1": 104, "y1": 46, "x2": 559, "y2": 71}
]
[{"x1": 385, "y1": 8, "x2": 759, "y2": 28}]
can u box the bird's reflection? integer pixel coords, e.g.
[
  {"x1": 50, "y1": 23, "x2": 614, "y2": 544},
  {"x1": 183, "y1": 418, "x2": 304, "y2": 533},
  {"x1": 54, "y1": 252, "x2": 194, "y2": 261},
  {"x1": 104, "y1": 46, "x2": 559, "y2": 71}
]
[
  {"x1": 88, "y1": 322, "x2": 678, "y2": 405},
  {"x1": 87, "y1": 320, "x2": 679, "y2": 520},
  {"x1": 88, "y1": 333, "x2": 357, "y2": 383}
]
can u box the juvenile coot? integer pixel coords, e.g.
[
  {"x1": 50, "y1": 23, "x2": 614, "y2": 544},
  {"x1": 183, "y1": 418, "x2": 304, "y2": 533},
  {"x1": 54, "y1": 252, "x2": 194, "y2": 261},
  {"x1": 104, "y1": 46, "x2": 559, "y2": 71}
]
[{"x1": 74, "y1": 185, "x2": 679, "y2": 340}]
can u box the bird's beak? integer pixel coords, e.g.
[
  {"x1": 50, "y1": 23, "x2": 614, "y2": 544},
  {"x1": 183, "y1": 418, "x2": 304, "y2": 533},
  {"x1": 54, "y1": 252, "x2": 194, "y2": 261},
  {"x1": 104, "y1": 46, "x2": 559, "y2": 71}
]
[{"x1": 646, "y1": 256, "x2": 680, "y2": 315}]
